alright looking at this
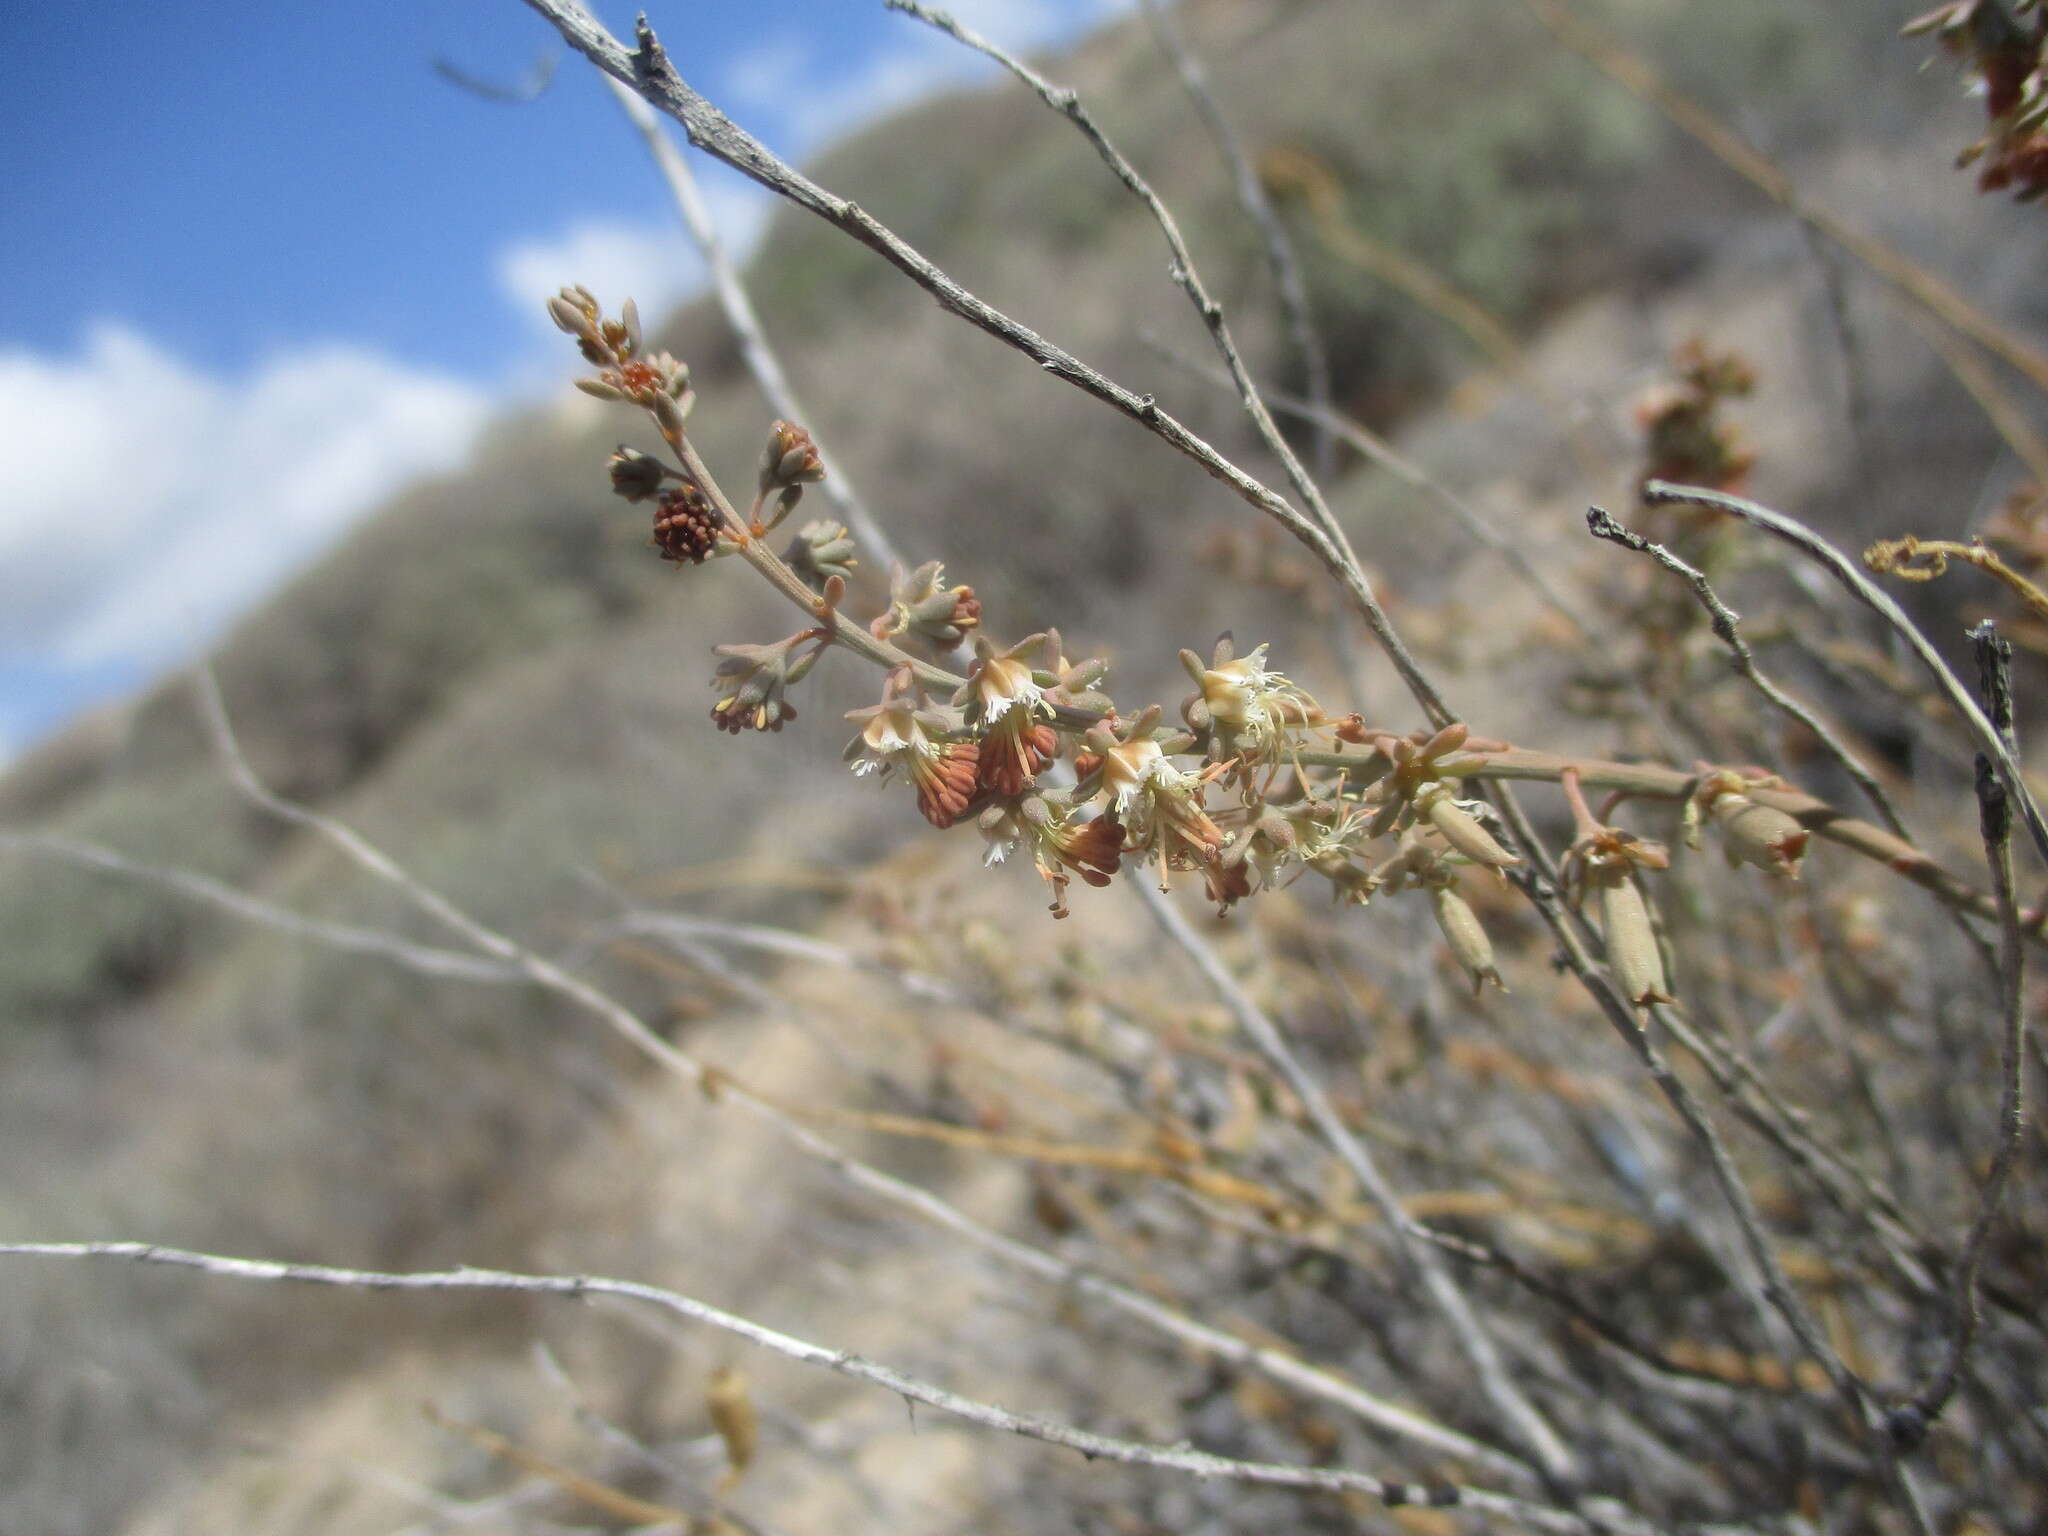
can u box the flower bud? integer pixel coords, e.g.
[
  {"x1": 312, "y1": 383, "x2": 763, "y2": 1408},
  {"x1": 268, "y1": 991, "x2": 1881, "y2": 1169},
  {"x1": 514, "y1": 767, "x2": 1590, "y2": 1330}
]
[
  {"x1": 607, "y1": 446, "x2": 668, "y2": 503},
  {"x1": 547, "y1": 287, "x2": 603, "y2": 344},
  {"x1": 785, "y1": 519, "x2": 857, "y2": 586},
  {"x1": 879, "y1": 561, "x2": 980, "y2": 647},
  {"x1": 650, "y1": 385, "x2": 695, "y2": 440},
  {"x1": 710, "y1": 631, "x2": 820, "y2": 735},
  {"x1": 759, "y1": 420, "x2": 826, "y2": 492}
]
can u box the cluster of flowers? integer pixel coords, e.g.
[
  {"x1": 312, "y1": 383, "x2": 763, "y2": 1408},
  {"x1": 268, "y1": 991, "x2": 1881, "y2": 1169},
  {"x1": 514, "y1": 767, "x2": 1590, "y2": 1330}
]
[
  {"x1": 1909, "y1": 0, "x2": 2048, "y2": 203},
  {"x1": 553, "y1": 290, "x2": 1807, "y2": 1001},
  {"x1": 1633, "y1": 340, "x2": 1756, "y2": 495}
]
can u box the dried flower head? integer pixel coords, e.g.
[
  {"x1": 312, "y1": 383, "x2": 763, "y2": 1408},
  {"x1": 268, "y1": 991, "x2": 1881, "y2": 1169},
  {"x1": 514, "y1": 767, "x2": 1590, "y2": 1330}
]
[
  {"x1": 1180, "y1": 636, "x2": 1321, "y2": 771},
  {"x1": 1081, "y1": 710, "x2": 1224, "y2": 887},
  {"x1": 978, "y1": 795, "x2": 1124, "y2": 917},
  {"x1": 653, "y1": 484, "x2": 723, "y2": 565},
  {"x1": 1634, "y1": 340, "x2": 1757, "y2": 493},
  {"x1": 1345, "y1": 722, "x2": 1518, "y2": 869},
  {"x1": 955, "y1": 636, "x2": 1059, "y2": 796},
  {"x1": 845, "y1": 686, "x2": 981, "y2": 827},
  {"x1": 1908, "y1": 0, "x2": 2048, "y2": 201},
  {"x1": 706, "y1": 1365, "x2": 757, "y2": 1494},
  {"x1": 1430, "y1": 881, "x2": 1505, "y2": 994},
  {"x1": 1412, "y1": 782, "x2": 1519, "y2": 870},
  {"x1": 1594, "y1": 868, "x2": 1671, "y2": 1008}
]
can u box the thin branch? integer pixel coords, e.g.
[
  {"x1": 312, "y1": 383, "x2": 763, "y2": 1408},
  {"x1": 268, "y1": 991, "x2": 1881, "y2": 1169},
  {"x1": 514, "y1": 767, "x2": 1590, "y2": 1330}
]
[
  {"x1": 1136, "y1": 0, "x2": 1334, "y2": 480},
  {"x1": 1135, "y1": 881, "x2": 1583, "y2": 1492},
  {"x1": 883, "y1": 0, "x2": 1338, "y2": 544},
  {"x1": 1910, "y1": 623, "x2": 2030, "y2": 1431},
  {"x1": 0, "y1": 1242, "x2": 1614, "y2": 1533},
  {"x1": 423, "y1": 1403, "x2": 693, "y2": 1530},
  {"x1": 1585, "y1": 507, "x2": 1910, "y2": 841},
  {"x1": 598, "y1": 76, "x2": 902, "y2": 573},
  {"x1": 1259, "y1": 145, "x2": 1534, "y2": 385},
  {"x1": 518, "y1": 0, "x2": 1455, "y2": 726},
  {"x1": 884, "y1": 0, "x2": 1380, "y2": 712},
  {"x1": 1143, "y1": 331, "x2": 1587, "y2": 636},
  {"x1": 1291, "y1": 743, "x2": 2033, "y2": 943},
  {"x1": 0, "y1": 829, "x2": 519, "y2": 984},
  {"x1": 1642, "y1": 480, "x2": 2048, "y2": 870},
  {"x1": 1587, "y1": 502, "x2": 2007, "y2": 988},
  {"x1": 187, "y1": 664, "x2": 1538, "y2": 1486},
  {"x1": 433, "y1": 50, "x2": 556, "y2": 104},
  {"x1": 1517, "y1": 865, "x2": 1923, "y2": 1519}
]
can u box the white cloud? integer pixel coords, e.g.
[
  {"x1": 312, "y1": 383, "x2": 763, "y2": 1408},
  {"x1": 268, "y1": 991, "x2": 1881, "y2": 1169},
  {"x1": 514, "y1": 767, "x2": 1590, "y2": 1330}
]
[
  {"x1": 0, "y1": 324, "x2": 491, "y2": 672},
  {"x1": 495, "y1": 187, "x2": 773, "y2": 342},
  {"x1": 498, "y1": 219, "x2": 703, "y2": 339},
  {"x1": 724, "y1": 0, "x2": 1129, "y2": 157}
]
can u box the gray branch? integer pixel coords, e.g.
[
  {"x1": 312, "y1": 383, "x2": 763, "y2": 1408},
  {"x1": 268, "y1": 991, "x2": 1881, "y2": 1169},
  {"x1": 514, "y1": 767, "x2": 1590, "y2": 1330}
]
[
  {"x1": 1136, "y1": 881, "x2": 1582, "y2": 1491},
  {"x1": 0, "y1": 1240, "x2": 1609, "y2": 1532},
  {"x1": 599, "y1": 76, "x2": 902, "y2": 573},
  {"x1": 0, "y1": 830, "x2": 518, "y2": 984},
  {"x1": 517, "y1": 0, "x2": 1454, "y2": 726}
]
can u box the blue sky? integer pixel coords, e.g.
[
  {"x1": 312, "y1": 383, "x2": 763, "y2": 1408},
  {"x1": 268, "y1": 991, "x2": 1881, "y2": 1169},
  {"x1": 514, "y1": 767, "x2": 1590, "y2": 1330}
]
[{"x1": 0, "y1": 0, "x2": 1116, "y2": 762}]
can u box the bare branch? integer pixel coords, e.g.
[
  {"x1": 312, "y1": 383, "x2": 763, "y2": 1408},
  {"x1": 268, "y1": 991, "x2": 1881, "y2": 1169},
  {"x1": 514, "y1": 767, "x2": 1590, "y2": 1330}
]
[
  {"x1": 517, "y1": 0, "x2": 1456, "y2": 725},
  {"x1": 433, "y1": 50, "x2": 556, "y2": 104},
  {"x1": 1585, "y1": 507, "x2": 1911, "y2": 842},
  {"x1": 1910, "y1": 623, "x2": 2031, "y2": 1432},
  {"x1": 598, "y1": 76, "x2": 903, "y2": 573},
  {"x1": 1136, "y1": 0, "x2": 1335, "y2": 480},
  {"x1": 0, "y1": 1241, "x2": 1614, "y2": 1532},
  {"x1": 187, "y1": 663, "x2": 1539, "y2": 1485},
  {"x1": 1642, "y1": 480, "x2": 2048, "y2": 870},
  {"x1": 0, "y1": 829, "x2": 518, "y2": 984},
  {"x1": 1136, "y1": 881, "x2": 1583, "y2": 1491}
]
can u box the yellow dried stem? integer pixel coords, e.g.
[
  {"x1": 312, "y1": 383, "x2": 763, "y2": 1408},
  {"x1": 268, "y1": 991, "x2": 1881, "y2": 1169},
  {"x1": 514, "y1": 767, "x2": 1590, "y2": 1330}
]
[
  {"x1": 707, "y1": 1364, "x2": 758, "y2": 1494},
  {"x1": 1863, "y1": 535, "x2": 2048, "y2": 627},
  {"x1": 423, "y1": 1405, "x2": 693, "y2": 1528}
]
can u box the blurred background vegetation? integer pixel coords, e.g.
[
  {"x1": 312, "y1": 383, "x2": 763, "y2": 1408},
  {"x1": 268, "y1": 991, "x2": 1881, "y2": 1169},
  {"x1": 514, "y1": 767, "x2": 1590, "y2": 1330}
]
[{"x1": 4, "y1": 1, "x2": 2043, "y2": 1531}]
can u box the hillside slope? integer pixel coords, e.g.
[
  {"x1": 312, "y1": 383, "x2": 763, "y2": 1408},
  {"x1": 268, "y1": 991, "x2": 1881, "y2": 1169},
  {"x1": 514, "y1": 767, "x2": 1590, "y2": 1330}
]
[{"x1": 4, "y1": 2, "x2": 2042, "y2": 1530}]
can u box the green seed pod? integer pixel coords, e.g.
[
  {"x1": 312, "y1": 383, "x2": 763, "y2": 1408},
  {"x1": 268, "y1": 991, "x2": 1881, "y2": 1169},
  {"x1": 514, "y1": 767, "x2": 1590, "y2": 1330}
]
[
  {"x1": 1420, "y1": 787, "x2": 1520, "y2": 868},
  {"x1": 1597, "y1": 871, "x2": 1669, "y2": 1008},
  {"x1": 1431, "y1": 883, "x2": 1504, "y2": 993},
  {"x1": 1710, "y1": 794, "x2": 1809, "y2": 877}
]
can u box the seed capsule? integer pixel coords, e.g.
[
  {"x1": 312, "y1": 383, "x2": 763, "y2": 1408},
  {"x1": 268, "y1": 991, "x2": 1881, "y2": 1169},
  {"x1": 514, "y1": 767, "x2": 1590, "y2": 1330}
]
[
  {"x1": 1710, "y1": 794, "x2": 1809, "y2": 877},
  {"x1": 1431, "y1": 883, "x2": 1504, "y2": 993},
  {"x1": 1597, "y1": 871, "x2": 1670, "y2": 1007},
  {"x1": 1418, "y1": 785, "x2": 1520, "y2": 869}
]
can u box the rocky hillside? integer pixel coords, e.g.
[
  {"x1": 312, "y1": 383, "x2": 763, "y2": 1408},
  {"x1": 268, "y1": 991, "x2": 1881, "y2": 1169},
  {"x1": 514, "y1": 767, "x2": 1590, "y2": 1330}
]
[{"x1": 4, "y1": 2, "x2": 2042, "y2": 1531}]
